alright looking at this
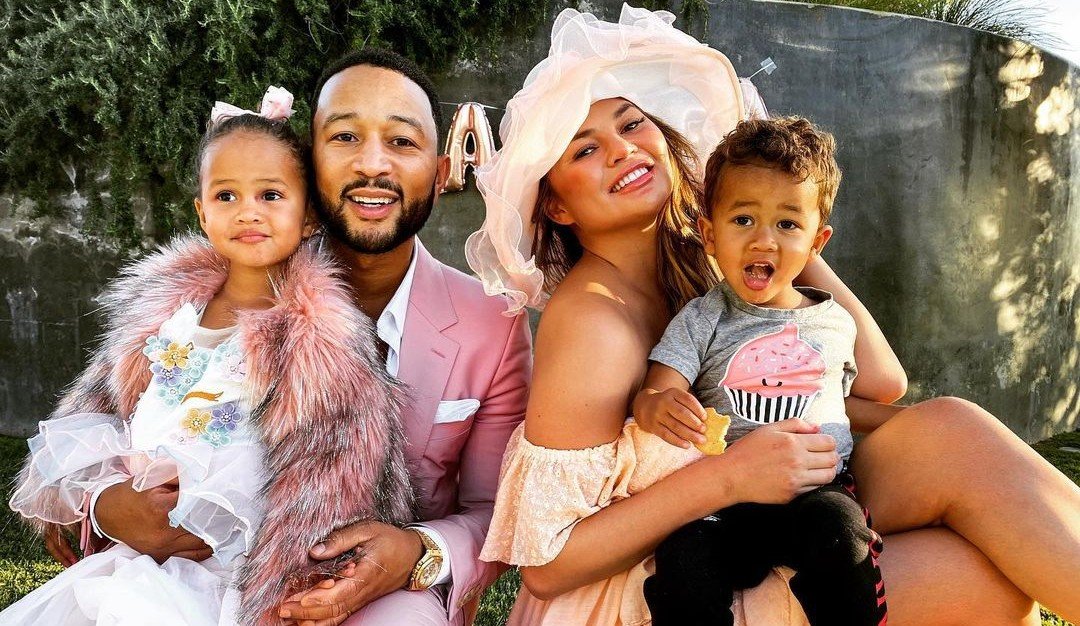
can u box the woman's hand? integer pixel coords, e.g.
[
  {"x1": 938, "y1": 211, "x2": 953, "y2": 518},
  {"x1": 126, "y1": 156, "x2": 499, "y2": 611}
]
[
  {"x1": 715, "y1": 418, "x2": 840, "y2": 505},
  {"x1": 633, "y1": 387, "x2": 706, "y2": 448}
]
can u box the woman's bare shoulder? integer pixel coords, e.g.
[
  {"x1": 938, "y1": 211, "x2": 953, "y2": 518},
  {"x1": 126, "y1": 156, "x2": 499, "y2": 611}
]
[
  {"x1": 526, "y1": 279, "x2": 649, "y2": 450},
  {"x1": 544, "y1": 273, "x2": 629, "y2": 323},
  {"x1": 537, "y1": 271, "x2": 645, "y2": 361}
]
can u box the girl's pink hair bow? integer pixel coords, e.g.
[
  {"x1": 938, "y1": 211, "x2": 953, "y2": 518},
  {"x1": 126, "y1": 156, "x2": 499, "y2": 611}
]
[{"x1": 209, "y1": 85, "x2": 295, "y2": 127}]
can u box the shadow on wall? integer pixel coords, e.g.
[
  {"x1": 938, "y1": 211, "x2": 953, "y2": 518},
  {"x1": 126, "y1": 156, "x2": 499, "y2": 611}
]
[
  {"x1": 919, "y1": 31, "x2": 1078, "y2": 441},
  {"x1": 982, "y1": 41, "x2": 1079, "y2": 439},
  {"x1": 900, "y1": 38, "x2": 1080, "y2": 440}
]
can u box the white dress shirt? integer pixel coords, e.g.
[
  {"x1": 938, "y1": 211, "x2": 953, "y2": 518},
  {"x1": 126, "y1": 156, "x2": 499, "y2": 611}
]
[{"x1": 374, "y1": 243, "x2": 418, "y2": 379}]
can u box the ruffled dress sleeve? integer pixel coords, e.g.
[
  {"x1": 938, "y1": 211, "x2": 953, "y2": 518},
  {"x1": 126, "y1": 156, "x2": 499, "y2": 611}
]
[
  {"x1": 10, "y1": 304, "x2": 268, "y2": 568},
  {"x1": 481, "y1": 421, "x2": 698, "y2": 567},
  {"x1": 9, "y1": 412, "x2": 133, "y2": 526}
]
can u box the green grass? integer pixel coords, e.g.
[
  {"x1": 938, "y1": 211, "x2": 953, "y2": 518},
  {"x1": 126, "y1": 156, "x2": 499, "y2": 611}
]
[
  {"x1": 1032, "y1": 432, "x2": 1080, "y2": 626},
  {"x1": 0, "y1": 433, "x2": 1076, "y2": 624},
  {"x1": 1032, "y1": 431, "x2": 1080, "y2": 485},
  {"x1": 0, "y1": 436, "x2": 64, "y2": 608},
  {"x1": 475, "y1": 568, "x2": 522, "y2": 626}
]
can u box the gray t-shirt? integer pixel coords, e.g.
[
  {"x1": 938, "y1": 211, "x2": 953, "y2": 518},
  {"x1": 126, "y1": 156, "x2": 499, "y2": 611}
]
[{"x1": 649, "y1": 282, "x2": 858, "y2": 461}]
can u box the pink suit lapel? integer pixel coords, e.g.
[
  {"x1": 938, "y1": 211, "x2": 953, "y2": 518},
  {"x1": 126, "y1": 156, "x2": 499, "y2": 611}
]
[{"x1": 397, "y1": 240, "x2": 460, "y2": 462}]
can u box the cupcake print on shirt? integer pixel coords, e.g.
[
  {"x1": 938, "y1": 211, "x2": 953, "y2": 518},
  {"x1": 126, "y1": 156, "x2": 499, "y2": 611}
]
[{"x1": 721, "y1": 323, "x2": 826, "y2": 424}]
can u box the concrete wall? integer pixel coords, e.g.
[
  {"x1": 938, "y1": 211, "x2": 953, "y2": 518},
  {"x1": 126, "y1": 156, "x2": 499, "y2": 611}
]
[{"x1": 2, "y1": 0, "x2": 1078, "y2": 441}]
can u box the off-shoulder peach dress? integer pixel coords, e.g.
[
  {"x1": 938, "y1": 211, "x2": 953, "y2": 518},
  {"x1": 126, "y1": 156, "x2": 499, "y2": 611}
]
[{"x1": 481, "y1": 421, "x2": 811, "y2": 626}]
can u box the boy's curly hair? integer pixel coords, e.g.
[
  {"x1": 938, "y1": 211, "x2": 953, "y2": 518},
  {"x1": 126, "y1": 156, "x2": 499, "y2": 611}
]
[{"x1": 703, "y1": 117, "x2": 841, "y2": 226}]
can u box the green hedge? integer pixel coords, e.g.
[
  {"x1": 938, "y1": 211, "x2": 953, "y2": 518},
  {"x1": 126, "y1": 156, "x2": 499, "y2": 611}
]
[
  {"x1": 0, "y1": 0, "x2": 546, "y2": 245},
  {"x1": 779, "y1": 0, "x2": 1047, "y2": 43}
]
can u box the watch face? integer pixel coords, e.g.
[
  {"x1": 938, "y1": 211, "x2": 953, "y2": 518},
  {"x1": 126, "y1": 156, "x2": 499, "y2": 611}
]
[{"x1": 418, "y1": 559, "x2": 441, "y2": 586}]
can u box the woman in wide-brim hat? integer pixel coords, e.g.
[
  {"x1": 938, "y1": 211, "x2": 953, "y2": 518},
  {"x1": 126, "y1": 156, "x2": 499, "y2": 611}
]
[{"x1": 471, "y1": 5, "x2": 1079, "y2": 625}]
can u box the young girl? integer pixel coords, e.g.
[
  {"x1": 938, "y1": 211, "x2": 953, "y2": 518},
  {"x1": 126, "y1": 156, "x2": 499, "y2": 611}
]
[{"x1": 4, "y1": 87, "x2": 414, "y2": 625}]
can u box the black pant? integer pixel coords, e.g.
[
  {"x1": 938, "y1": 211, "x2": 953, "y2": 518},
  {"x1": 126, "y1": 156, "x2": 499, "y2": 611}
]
[{"x1": 643, "y1": 475, "x2": 887, "y2": 626}]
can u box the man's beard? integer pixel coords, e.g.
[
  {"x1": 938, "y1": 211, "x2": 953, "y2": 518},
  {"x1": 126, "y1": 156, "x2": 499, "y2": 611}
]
[{"x1": 317, "y1": 177, "x2": 435, "y2": 254}]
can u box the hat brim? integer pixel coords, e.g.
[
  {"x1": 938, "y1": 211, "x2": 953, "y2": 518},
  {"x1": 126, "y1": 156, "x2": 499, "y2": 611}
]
[{"x1": 468, "y1": 4, "x2": 746, "y2": 314}]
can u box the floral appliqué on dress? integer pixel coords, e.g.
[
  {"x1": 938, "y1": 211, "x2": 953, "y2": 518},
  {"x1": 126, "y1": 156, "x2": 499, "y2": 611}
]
[
  {"x1": 145, "y1": 333, "x2": 247, "y2": 448},
  {"x1": 212, "y1": 342, "x2": 247, "y2": 383},
  {"x1": 143, "y1": 336, "x2": 211, "y2": 406},
  {"x1": 191, "y1": 401, "x2": 243, "y2": 448}
]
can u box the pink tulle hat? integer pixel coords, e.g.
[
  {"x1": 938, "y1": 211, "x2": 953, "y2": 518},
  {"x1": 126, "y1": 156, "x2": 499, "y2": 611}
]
[{"x1": 466, "y1": 4, "x2": 760, "y2": 315}]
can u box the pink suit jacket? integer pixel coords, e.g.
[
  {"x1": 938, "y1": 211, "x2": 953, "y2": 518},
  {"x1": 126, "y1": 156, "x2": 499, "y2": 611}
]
[{"x1": 397, "y1": 239, "x2": 532, "y2": 624}]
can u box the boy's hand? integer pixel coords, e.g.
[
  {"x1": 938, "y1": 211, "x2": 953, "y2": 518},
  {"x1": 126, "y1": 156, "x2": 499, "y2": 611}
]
[{"x1": 633, "y1": 388, "x2": 707, "y2": 448}]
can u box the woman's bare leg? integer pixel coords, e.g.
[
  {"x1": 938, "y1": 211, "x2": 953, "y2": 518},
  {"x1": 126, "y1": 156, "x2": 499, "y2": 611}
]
[
  {"x1": 880, "y1": 527, "x2": 1038, "y2": 625},
  {"x1": 852, "y1": 397, "x2": 1080, "y2": 621}
]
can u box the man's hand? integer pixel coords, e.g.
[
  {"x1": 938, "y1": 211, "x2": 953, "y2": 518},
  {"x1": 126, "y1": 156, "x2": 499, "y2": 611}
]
[
  {"x1": 42, "y1": 522, "x2": 80, "y2": 567},
  {"x1": 633, "y1": 387, "x2": 707, "y2": 449},
  {"x1": 94, "y1": 479, "x2": 212, "y2": 563},
  {"x1": 278, "y1": 521, "x2": 424, "y2": 626}
]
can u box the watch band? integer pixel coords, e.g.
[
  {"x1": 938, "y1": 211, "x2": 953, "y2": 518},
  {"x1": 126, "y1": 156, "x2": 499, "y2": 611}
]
[{"x1": 406, "y1": 527, "x2": 443, "y2": 591}]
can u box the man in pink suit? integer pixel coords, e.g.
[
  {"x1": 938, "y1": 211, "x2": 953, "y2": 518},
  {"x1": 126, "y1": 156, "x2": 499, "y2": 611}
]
[
  {"x1": 274, "y1": 49, "x2": 532, "y2": 625},
  {"x1": 59, "y1": 49, "x2": 531, "y2": 625}
]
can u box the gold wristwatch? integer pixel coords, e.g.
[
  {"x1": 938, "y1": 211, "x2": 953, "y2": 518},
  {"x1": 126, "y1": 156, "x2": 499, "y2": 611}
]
[{"x1": 406, "y1": 527, "x2": 443, "y2": 591}]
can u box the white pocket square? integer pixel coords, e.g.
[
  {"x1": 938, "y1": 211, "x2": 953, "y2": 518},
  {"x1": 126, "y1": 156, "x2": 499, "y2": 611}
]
[{"x1": 434, "y1": 398, "x2": 481, "y2": 424}]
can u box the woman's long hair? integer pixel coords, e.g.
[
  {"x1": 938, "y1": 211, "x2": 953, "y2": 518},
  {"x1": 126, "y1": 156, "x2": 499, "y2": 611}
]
[{"x1": 531, "y1": 113, "x2": 721, "y2": 314}]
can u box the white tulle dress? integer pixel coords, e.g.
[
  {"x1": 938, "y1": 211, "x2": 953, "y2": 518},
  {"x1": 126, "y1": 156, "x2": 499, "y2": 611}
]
[{"x1": 2, "y1": 304, "x2": 267, "y2": 625}]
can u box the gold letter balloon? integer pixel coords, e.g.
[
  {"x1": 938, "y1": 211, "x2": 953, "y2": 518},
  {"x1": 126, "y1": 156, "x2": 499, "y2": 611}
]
[{"x1": 442, "y1": 102, "x2": 496, "y2": 193}]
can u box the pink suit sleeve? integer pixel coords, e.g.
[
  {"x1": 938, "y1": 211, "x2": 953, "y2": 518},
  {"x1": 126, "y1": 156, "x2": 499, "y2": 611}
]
[{"x1": 422, "y1": 310, "x2": 532, "y2": 622}]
